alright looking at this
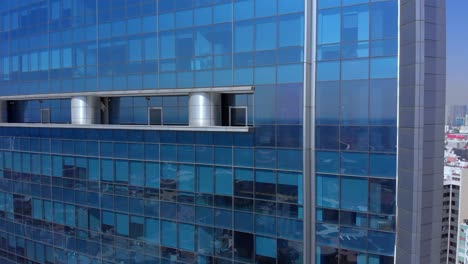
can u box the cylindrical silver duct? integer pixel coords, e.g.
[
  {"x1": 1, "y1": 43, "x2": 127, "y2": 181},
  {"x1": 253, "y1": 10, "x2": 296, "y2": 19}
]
[
  {"x1": 188, "y1": 92, "x2": 221, "y2": 126},
  {"x1": 71, "y1": 96, "x2": 101, "y2": 125},
  {"x1": 0, "y1": 100, "x2": 7, "y2": 123}
]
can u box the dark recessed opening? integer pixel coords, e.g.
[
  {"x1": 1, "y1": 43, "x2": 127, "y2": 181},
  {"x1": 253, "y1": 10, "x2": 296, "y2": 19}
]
[{"x1": 148, "y1": 107, "x2": 163, "y2": 125}]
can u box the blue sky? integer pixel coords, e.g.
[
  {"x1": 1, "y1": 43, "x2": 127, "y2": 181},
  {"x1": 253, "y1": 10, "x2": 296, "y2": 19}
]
[{"x1": 447, "y1": 1, "x2": 468, "y2": 104}]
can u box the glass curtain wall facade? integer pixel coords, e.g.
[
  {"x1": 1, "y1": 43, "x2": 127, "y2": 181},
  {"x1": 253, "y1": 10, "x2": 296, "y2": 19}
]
[
  {"x1": 0, "y1": 0, "x2": 446, "y2": 263},
  {"x1": 0, "y1": 1, "x2": 304, "y2": 264},
  {"x1": 315, "y1": 0, "x2": 398, "y2": 263}
]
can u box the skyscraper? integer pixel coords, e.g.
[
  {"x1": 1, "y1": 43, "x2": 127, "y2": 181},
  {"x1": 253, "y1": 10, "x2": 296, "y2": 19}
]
[{"x1": 0, "y1": 0, "x2": 445, "y2": 263}]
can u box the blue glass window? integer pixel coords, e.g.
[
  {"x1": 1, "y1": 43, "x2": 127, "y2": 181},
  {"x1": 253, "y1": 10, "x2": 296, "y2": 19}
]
[
  {"x1": 316, "y1": 174, "x2": 339, "y2": 208},
  {"x1": 370, "y1": 178, "x2": 396, "y2": 215},
  {"x1": 194, "y1": 7, "x2": 212, "y2": 25},
  {"x1": 254, "y1": 147, "x2": 276, "y2": 168},
  {"x1": 215, "y1": 167, "x2": 233, "y2": 195},
  {"x1": 101, "y1": 160, "x2": 114, "y2": 181},
  {"x1": 256, "y1": 18, "x2": 276, "y2": 51},
  {"x1": 317, "y1": 61, "x2": 340, "y2": 81},
  {"x1": 162, "y1": 221, "x2": 177, "y2": 248},
  {"x1": 176, "y1": 10, "x2": 193, "y2": 28},
  {"x1": 316, "y1": 151, "x2": 339, "y2": 174},
  {"x1": 159, "y1": 13, "x2": 174, "y2": 31},
  {"x1": 178, "y1": 164, "x2": 195, "y2": 191},
  {"x1": 341, "y1": 177, "x2": 368, "y2": 212},
  {"x1": 340, "y1": 211, "x2": 368, "y2": 228},
  {"x1": 316, "y1": 223, "x2": 339, "y2": 247},
  {"x1": 318, "y1": 0, "x2": 340, "y2": 9},
  {"x1": 162, "y1": 159, "x2": 177, "y2": 183},
  {"x1": 65, "y1": 204, "x2": 75, "y2": 227},
  {"x1": 255, "y1": 0, "x2": 277, "y2": 17},
  {"x1": 197, "y1": 206, "x2": 213, "y2": 226},
  {"x1": 277, "y1": 218, "x2": 302, "y2": 241},
  {"x1": 161, "y1": 144, "x2": 177, "y2": 161},
  {"x1": 144, "y1": 36, "x2": 158, "y2": 60},
  {"x1": 317, "y1": 44, "x2": 340, "y2": 61},
  {"x1": 198, "y1": 226, "x2": 213, "y2": 255},
  {"x1": 255, "y1": 215, "x2": 276, "y2": 236},
  {"x1": 370, "y1": 154, "x2": 396, "y2": 178},
  {"x1": 342, "y1": 42, "x2": 369, "y2": 59},
  {"x1": 197, "y1": 166, "x2": 213, "y2": 193},
  {"x1": 234, "y1": 0, "x2": 254, "y2": 20},
  {"x1": 255, "y1": 93, "x2": 276, "y2": 126},
  {"x1": 145, "y1": 162, "x2": 160, "y2": 188},
  {"x1": 279, "y1": 14, "x2": 304, "y2": 48},
  {"x1": 278, "y1": 0, "x2": 303, "y2": 14},
  {"x1": 129, "y1": 161, "x2": 144, "y2": 186},
  {"x1": 115, "y1": 160, "x2": 128, "y2": 183},
  {"x1": 278, "y1": 64, "x2": 303, "y2": 84},
  {"x1": 340, "y1": 126, "x2": 369, "y2": 151},
  {"x1": 235, "y1": 21, "x2": 254, "y2": 52},
  {"x1": 52, "y1": 155, "x2": 62, "y2": 177},
  {"x1": 235, "y1": 168, "x2": 254, "y2": 198},
  {"x1": 236, "y1": 66, "x2": 254, "y2": 85},
  {"x1": 255, "y1": 236, "x2": 277, "y2": 258},
  {"x1": 368, "y1": 231, "x2": 395, "y2": 256},
  {"x1": 316, "y1": 245, "x2": 339, "y2": 264},
  {"x1": 215, "y1": 209, "x2": 232, "y2": 228},
  {"x1": 32, "y1": 199, "x2": 43, "y2": 219},
  {"x1": 341, "y1": 152, "x2": 368, "y2": 176},
  {"x1": 341, "y1": 59, "x2": 369, "y2": 80},
  {"x1": 116, "y1": 213, "x2": 129, "y2": 236},
  {"x1": 316, "y1": 81, "x2": 340, "y2": 124},
  {"x1": 145, "y1": 218, "x2": 159, "y2": 244},
  {"x1": 342, "y1": 4, "x2": 369, "y2": 42},
  {"x1": 255, "y1": 170, "x2": 276, "y2": 200},
  {"x1": 369, "y1": 215, "x2": 395, "y2": 232},
  {"x1": 370, "y1": 79, "x2": 397, "y2": 125},
  {"x1": 371, "y1": 1, "x2": 398, "y2": 40},
  {"x1": 316, "y1": 126, "x2": 339, "y2": 150},
  {"x1": 143, "y1": 15, "x2": 157, "y2": 32},
  {"x1": 370, "y1": 127, "x2": 397, "y2": 153},
  {"x1": 371, "y1": 39, "x2": 398, "y2": 57},
  {"x1": 213, "y1": 3, "x2": 232, "y2": 23},
  {"x1": 196, "y1": 146, "x2": 213, "y2": 163},
  {"x1": 277, "y1": 84, "x2": 303, "y2": 125},
  {"x1": 278, "y1": 171, "x2": 301, "y2": 204},
  {"x1": 341, "y1": 80, "x2": 369, "y2": 125},
  {"x1": 235, "y1": 211, "x2": 254, "y2": 232},
  {"x1": 340, "y1": 227, "x2": 367, "y2": 252},
  {"x1": 317, "y1": 208, "x2": 339, "y2": 224},
  {"x1": 343, "y1": 0, "x2": 368, "y2": 5},
  {"x1": 317, "y1": 8, "x2": 340, "y2": 45},
  {"x1": 368, "y1": 254, "x2": 394, "y2": 263},
  {"x1": 234, "y1": 148, "x2": 253, "y2": 167},
  {"x1": 194, "y1": 27, "x2": 212, "y2": 56},
  {"x1": 179, "y1": 223, "x2": 195, "y2": 251},
  {"x1": 159, "y1": 32, "x2": 175, "y2": 59},
  {"x1": 370, "y1": 57, "x2": 397, "y2": 79},
  {"x1": 178, "y1": 145, "x2": 194, "y2": 163}
]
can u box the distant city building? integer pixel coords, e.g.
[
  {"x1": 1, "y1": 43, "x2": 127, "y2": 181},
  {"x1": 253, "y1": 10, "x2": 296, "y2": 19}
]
[
  {"x1": 441, "y1": 166, "x2": 465, "y2": 263},
  {"x1": 442, "y1": 134, "x2": 468, "y2": 264},
  {"x1": 447, "y1": 105, "x2": 468, "y2": 126},
  {"x1": 458, "y1": 223, "x2": 468, "y2": 264}
]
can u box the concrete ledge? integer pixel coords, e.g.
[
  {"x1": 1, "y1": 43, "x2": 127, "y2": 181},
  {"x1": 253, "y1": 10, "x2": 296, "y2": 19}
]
[
  {"x1": 0, "y1": 123, "x2": 252, "y2": 132},
  {"x1": 0, "y1": 86, "x2": 255, "y2": 100}
]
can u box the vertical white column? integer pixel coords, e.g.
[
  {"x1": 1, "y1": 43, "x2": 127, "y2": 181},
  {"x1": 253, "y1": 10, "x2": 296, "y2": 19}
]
[
  {"x1": 188, "y1": 92, "x2": 221, "y2": 127},
  {"x1": 71, "y1": 96, "x2": 101, "y2": 125}
]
